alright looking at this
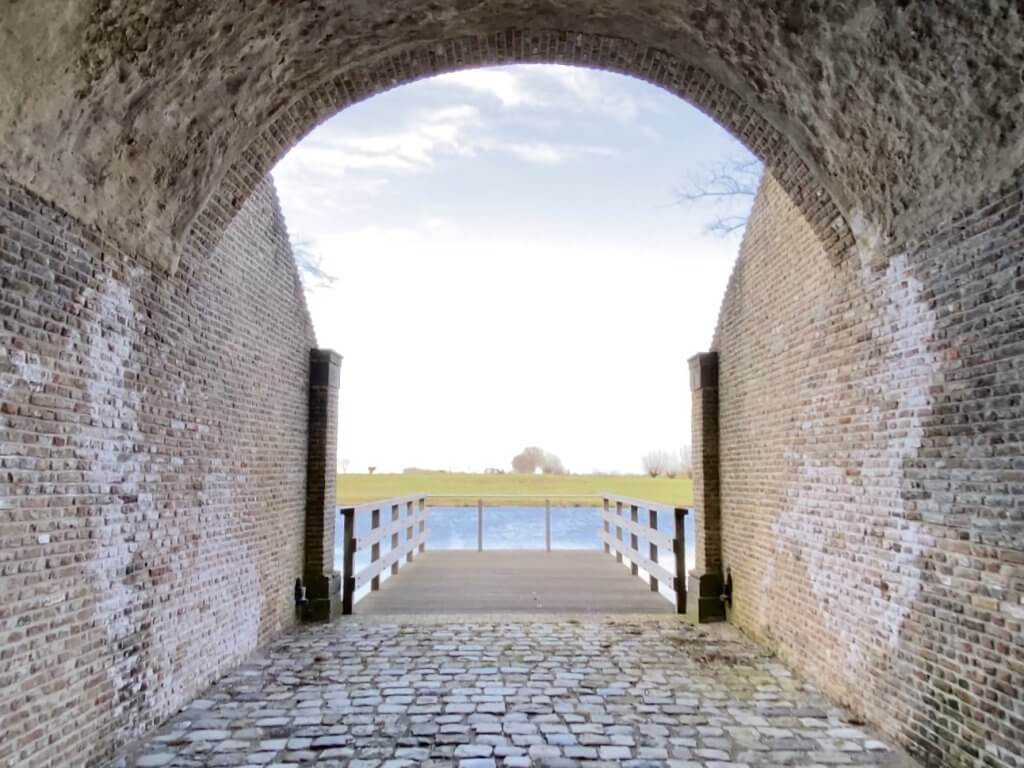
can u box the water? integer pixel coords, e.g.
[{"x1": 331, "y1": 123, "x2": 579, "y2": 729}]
[{"x1": 333, "y1": 505, "x2": 696, "y2": 599}]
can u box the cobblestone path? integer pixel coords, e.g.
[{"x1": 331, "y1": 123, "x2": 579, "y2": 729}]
[{"x1": 115, "y1": 617, "x2": 913, "y2": 768}]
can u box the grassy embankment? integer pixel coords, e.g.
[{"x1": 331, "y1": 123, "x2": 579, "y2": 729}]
[{"x1": 336, "y1": 473, "x2": 693, "y2": 507}]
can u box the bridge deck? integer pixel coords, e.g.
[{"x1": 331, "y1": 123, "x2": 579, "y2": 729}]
[{"x1": 353, "y1": 550, "x2": 675, "y2": 614}]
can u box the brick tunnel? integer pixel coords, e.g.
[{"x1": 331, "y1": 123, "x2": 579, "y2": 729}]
[{"x1": 0, "y1": 4, "x2": 1022, "y2": 767}]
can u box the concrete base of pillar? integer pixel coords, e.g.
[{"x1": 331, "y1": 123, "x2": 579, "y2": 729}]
[
  {"x1": 300, "y1": 572, "x2": 343, "y2": 622},
  {"x1": 688, "y1": 572, "x2": 727, "y2": 623}
]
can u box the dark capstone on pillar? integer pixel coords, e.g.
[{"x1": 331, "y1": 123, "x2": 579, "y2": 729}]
[
  {"x1": 688, "y1": 351, "x2": 726, "y2": 623},
  {"x1": 303, "y1": 349, "x2": 343, "y2": 622}
]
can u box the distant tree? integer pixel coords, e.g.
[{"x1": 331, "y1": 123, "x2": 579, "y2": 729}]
[
  {"x1": 642, "y1": 450, "x2": 670, "y2": 478},
  {"x1": 512, "y1": 446, "x2": 546, "y2": 474},
  {"x1": 539, "y1": 451, "x2": 565, "y2": 475},
  {"x1": 339, "y1": 457, "x2": 351, "y2": 473},
  {"x1": 676, "y1": 156, "x2": 762, "y2": 236},
  {"x1": 679, "y1": 445, "x2": 693, "y2": 478},
  {"x1": 664, "y1": 452, "x2": 682, "y2": 478},
  {"x1": 367, "y1": 465, "x2": 376, "y2": 475}
]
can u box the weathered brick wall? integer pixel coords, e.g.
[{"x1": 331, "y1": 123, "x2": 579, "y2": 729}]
[
  {"x1": 0, "y1": 174, "x2": 316, "y2": 766},
  {"x1": 714, "y1": 174, "x2": 1024, "y2": 768}
]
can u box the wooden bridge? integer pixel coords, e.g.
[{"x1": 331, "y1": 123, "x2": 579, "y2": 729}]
[{"x1": 336, "y1": 494, "x2": 691, "y2": 616}]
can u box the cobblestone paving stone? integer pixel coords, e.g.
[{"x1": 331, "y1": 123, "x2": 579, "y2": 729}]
[{"x1": 114, "y1": 618, "x2": 914, "y2": 768}]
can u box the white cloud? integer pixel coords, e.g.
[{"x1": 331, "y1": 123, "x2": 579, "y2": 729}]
[
  {"x1": 270, "y1": 104, "x2": 481, "y2": 187},
  {"x1": 494, "y1": 141, "x2": 615, "y2": 165},
  {"x1": 431, "y1": 65, "x2": 654, "y2": 123},
  {"x1": 539, "y1": 66, "x2": 645, "y2": 122},
  {"x1": 291, "y1": 104, "x2": 482, "y2": 175},
  {"x1": 276, "y1": 98, "x2": 614, "y2": 187},
  {"x1": 434, "y1": 70, "x2": 534, "y2": 107},
  {"x1": 499, "y1": 142, "x2": 566, "y2": 165}
]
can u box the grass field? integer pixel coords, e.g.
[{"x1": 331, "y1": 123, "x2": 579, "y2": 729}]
[{"x1": 336, "y1": 472, "x2": 693, "y2": 507}]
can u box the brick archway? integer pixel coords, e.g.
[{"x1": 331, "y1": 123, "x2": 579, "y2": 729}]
[
  {"x1": 2, "y1": 5, "x2": 1023, "y2": 766},
  {"x1": 6, "y1": 5, "x2": 1021, "y2": 274}
]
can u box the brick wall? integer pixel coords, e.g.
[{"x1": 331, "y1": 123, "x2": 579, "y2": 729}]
[
  {"x1": 712, "y1": 174, "x2": 1024, "y2": 768},
  {"x1": 0, "y1": 174, "x2": 317, "y2": 766}
]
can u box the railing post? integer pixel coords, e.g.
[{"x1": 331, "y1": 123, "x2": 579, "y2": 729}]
[
  {"x1": 630, "y1": 504, "x2": 639, "y2": 576},
  {"x1": 649, "y1": 508, "x2": 659, "y2": 592},
  {"x1": 341, "y1": 507, "x2": 355, "y2": 615},
  {"x1": 477, "y1": 498, "x2": 483, "y2": 552},
  {"x1": 545, "y1": 498, "x2": 551, "y2": 552},
  {"x1": 390, "y1": 503, "x2": 400, "y2": 576},
  {"x1": 418, "y1": 497, "x2": 426, "y2": 553},
  {"x1": 406, "y1": 500, "x2": 415, "y2": 563},
  {"x1": 602, "y1": 497, "x2": 610, "y2": 554},
  {"x1": 615, "y1": 501, "x2": 623, "y2": 563},
  {"x1": 370, "y1": 507, "x2": 381, "y2": 591},
  {"x1": 674, "y1": 507, "x2": 688, "y2": 614}
]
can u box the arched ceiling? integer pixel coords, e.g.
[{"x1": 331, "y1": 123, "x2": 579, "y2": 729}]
[{"x1": 1, "y1": 1, "x2": 1021, "y2": 271}]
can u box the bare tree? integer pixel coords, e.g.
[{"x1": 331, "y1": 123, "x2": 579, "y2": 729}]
[
  {"x1": 539, "y1": 451, "x2": 565, "y2": 475},
  {"x1": 291, "y1": 238, "x2": 337, "y2": 288},
  {"x1": 512, "y1": 446, "x2": 545, "y2": 474},
  {"x1": 676, "y1": 156, "x2": 762, "y2": 236},
  {"x1": 679, "y1": 445, "x2": 693, "y2": 478},
  {"x1": 512, "y1": 446, "x2": 564, "y2": 474},
  {"x1": 642, "y1": 450, "x2": 669, "y2": 478},
  {"x1": 664, "y1": 452, "x2": 682, "y2": 478},
  {"x1": 367, "y1": 465, "x2": 376, "y2": 475},
  {"x1": 340, "y1": 457, "x2": 351, "y2": 473}
]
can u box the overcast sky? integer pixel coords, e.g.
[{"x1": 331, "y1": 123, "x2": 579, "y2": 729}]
[{"x1": 272, "y1": 65, "x2": 758, "y2": 474}]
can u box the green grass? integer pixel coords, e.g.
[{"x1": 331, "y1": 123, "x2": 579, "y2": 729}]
[{"x1": 336, "y1": 472, "x2": 693, "y2": 507}]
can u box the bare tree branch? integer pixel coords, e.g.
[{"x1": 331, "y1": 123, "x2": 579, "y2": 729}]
[
  {"x1": 706, "y1": 216, "x2": 751, "y2": 235},
  {"x1": 676, "y1": 156, "x2": 763, "y2": 237},
  {"x1": 291, "y1": 238, "x2": 338, "y2": 288}
]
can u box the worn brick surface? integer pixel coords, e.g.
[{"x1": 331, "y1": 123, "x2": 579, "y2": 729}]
[
  {"x1": 0, "y1": 174, "x2": 317, "y2": 766},
  {"x1": 705, "y1": 174, "x2": 1024, "y2": 768}
]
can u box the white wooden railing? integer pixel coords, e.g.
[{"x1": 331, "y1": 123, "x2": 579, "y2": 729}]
[
  {"x1": 338, "y1": 494, "x2": 428, "y2": 614},
  {"x1": 600, "y1": 494, "x2": 689, "y2": 614}
]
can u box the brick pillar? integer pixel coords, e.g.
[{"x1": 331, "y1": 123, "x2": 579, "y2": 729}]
[
  {"x1": 689, "y1": 352, "x2": 726, "y2": 622},
  {"x1": 302, "y1": 349, "x2": 342, "y2": 622}
]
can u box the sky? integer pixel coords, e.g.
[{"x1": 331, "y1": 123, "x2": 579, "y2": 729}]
[{"x1": 272, "y1": 65, "x2": 758, "y2": 475}]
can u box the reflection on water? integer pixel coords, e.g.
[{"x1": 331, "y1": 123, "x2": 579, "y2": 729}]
[{"x1": 334, "y1": 505, "x2": 696, "y2": 596}]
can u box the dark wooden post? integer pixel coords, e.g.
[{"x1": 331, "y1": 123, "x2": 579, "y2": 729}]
[
  {"x1": 615, "y1": 501, "x2": 624, "y2": 563},
  {"x1": 674, "y1": 507, "x2": 688, "y2": 614},
  {"x1": 302, "y1": 349, "x2": 342, "y2": 622},
  {"x1": 630, "y1": 505, "x2": 639, "y2": 576},
  {"x1": 390, "y1": 503, "x2": 400, "y2": 576},
  {"x1": 689, "y1": 352, "x2": 725, "y2": 622},
  {"x1": 418, "y1": 497, "x2": 427, "y2": 553},
  {"x1": 648, "y1": 508, "x2": 659, "y2": 592},
  {"x1": 370, "y1": 507, "x2": 381, "y2": 591},
  {"x1": 602, "y1": 497, "x2": 610, "y2": 554},
  {"x1": 341, "y1": 507, "x2": 355, "y2": 615},
  {"x1": 406, "y1": 500, "x2": 415, "y2": 563}
]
